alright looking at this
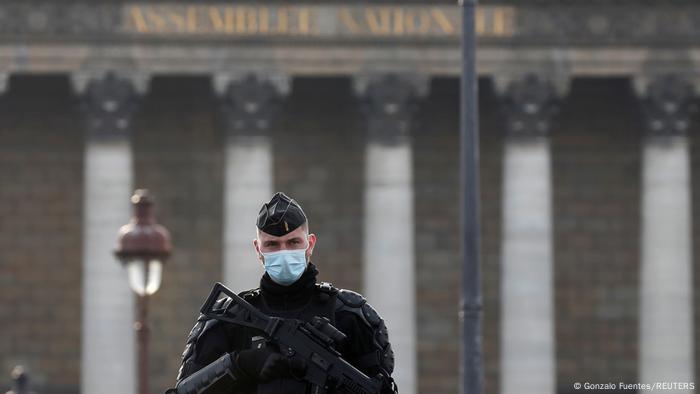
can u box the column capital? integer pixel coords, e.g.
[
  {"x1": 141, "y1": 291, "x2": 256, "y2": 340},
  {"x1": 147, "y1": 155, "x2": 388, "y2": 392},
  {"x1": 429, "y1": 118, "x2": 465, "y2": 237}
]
[
  {"x1": 212, "y1": 72, "x2": 290, "y2": 98},
  {"x1": 500, "y1": 74, "x2": 560, "y2": 139},
  {"x1": 634, "y1": 75, "x2": 697, "y2": 138},
  {"x1": 354, "y1": 73, "x2": 429, "y2": 145},
  {"x1": 72, "y1": 71, "x2": 150, "y2": 96},
  {"x1": 492, "y1": 62, "x2": 571, "y2": 99},
  {"x1": 74, "y1": 72, "x2": 146, "y2": 141},
  {"x1": 214, "y1": 73, "x2": 290, "y2": 135}
]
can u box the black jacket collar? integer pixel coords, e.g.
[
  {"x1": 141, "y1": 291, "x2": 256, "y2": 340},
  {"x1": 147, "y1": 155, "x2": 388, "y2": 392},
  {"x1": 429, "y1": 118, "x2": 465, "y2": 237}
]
[{"x1": 259, "y1": 262, "x2": 319, "y2": 310}]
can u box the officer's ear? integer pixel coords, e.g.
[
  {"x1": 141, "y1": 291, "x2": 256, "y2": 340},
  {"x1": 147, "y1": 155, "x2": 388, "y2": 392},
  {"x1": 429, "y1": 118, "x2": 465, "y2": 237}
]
[
  {"x1": 252, "y1": 238, "x2": 264, "y2": 265},
  {"x1": 306, "y1": 233, "x2": 317, "y2": 259}
]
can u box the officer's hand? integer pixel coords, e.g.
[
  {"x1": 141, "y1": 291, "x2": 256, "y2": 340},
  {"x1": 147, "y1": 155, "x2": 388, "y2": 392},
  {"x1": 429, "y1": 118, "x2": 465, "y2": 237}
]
[
  {"x1": 261, "y1": 352, "x2": 306, "y2": 381},
  {"x1": 288, "y1": 355, "x2": 307, "y2": 379},
  {"x1": 260, "y1": 351, "x2": 307, "y2": 381},
  {"x1": 236, "y1": 346, "x2": 295, "y2": 382}
]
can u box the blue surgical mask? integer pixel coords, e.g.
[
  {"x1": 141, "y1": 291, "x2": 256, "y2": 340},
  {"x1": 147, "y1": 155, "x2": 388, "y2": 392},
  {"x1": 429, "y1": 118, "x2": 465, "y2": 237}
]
[{"x1": 262, "y1": 247, "x2": 308, "y2": 286}]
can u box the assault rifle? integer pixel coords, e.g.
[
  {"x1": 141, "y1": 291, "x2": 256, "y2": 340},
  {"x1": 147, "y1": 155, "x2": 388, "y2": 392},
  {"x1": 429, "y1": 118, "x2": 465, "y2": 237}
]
[{"x1": 199, "y1": 282, "x2": 382, "y2": 394}]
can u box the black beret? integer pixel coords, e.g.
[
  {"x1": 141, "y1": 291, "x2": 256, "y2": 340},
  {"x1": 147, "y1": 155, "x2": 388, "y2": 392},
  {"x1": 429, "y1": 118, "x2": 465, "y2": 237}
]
[{"x1": 257, "y1": 192, "x2": 307, "y2": 236}]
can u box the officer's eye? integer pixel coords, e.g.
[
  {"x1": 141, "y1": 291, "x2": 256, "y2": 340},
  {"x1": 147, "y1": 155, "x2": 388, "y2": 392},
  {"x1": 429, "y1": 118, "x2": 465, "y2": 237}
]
[{"x1": 263, "y1": 241, "x2": 279, "y2": 248}]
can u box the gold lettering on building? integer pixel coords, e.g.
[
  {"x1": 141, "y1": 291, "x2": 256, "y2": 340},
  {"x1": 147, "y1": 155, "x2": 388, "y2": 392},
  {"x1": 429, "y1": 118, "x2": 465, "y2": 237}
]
[
  {"x1": 207, "y1": 6, "x2": 233, "y2": 33},
  {"x1": 494, "y1": 7, "x2": 516, "y2": 36},
  {"x1": 130, "y1": 6, "x2": 149, "y2": 33},
  {"x1": 259, "y1": 8, "x2": 269, "y2": 34},
  {"x1": 430, "y1": 9, "x2": 455, "y2": 35},
  {"x1": 493, "y1": 8, "x2": 506, "y2": 35},
  {"x1": 123, "y1": 5, "x2": 514, "y2": 38},
  {"x1": 475, "y1": 7, "x2": 486, "y2": 35},
  {"x1": 404, "y1": 9, "x2": 431, "y2": 34},
  {"x1": 277, "y1": 7, "x2": 289, "y2": 34},
  {"x1": 339, "y1": 9, "x2": 362, "y2": 34},
  {"x1": 125, "y1": 5, "x2": 319, "y2": 35},
  {"x1": 235, "y1": 6, "x2": 247, "y2": 34},
  {"x1": 298, "y1": 8, "x2": 311, "y2": 35},
  {"x1": 186, "y1": 6, "x2": 197, "y2": 33},
  {"x1": 392, "y1": 8, "x2": 404, "y2": 35},
  {"x1": 336, "y1": 6, "x2": 513, "y2": 37},
  {"x1": 164, "y1": 8, "x2": 185, "y2": 32},
  {"x1": 366, "y1": 8, "x2": 392, "y2": 35}
]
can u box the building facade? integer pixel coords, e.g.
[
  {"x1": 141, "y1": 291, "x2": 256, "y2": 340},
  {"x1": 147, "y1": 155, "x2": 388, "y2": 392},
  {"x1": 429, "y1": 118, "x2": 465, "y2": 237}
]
[{"x1": 1, "y1": 1, "x2": 699, "y2": 393}]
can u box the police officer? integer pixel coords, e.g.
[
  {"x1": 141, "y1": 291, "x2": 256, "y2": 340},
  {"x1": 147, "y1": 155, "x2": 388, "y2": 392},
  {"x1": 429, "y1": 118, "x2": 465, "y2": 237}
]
[{"x1": 172, "y1": 192, "x2": 398, "y2": 393}]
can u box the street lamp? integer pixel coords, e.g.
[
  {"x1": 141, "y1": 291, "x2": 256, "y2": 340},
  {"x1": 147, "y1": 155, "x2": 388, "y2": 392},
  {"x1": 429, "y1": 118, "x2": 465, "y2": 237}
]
[{"x1": 115, "y1": 189, "x2": 172, "y2": 394}]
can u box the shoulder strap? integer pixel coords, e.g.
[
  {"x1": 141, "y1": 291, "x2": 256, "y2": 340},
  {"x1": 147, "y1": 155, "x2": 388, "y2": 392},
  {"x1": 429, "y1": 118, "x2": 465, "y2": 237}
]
[{"x1": 311, "y1": 282, "x2": 338, "y2": 325}]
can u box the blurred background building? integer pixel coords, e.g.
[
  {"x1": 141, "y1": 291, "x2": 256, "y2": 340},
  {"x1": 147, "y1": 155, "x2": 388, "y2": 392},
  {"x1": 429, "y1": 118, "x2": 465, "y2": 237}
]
[{"x1": 1, "y1": 0, "x2": 699, "y2": 393}]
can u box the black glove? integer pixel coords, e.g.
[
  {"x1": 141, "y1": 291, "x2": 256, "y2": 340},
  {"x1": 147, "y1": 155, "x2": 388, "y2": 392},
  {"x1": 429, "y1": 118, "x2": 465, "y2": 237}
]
[{"x1": 235, "y1": 345, "x2": 306, "y2": 382}]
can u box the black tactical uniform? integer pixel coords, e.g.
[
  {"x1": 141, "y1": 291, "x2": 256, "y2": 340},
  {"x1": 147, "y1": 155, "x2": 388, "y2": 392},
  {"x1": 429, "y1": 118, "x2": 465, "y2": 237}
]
[
  {"x1": 175, "y1": 264, "x2": 397, "y2": 393},
  {"x1": 172, "y1": 193, "x2": 398, "y2": 394}
]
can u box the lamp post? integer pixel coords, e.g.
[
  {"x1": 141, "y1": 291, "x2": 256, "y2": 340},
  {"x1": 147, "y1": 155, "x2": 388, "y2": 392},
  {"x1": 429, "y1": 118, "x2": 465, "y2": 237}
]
[
  {"x1": 115, "y1": 189, "x2": 172, "y2": 394},
  {"x1": 460, "y1": 1, "x2": 484, "y2": 394}
]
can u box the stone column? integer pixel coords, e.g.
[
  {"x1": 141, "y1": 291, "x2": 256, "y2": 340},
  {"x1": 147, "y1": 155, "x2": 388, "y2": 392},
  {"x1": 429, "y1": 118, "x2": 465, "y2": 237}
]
[
  {"x1": 356, "y1": 74, "x2": 427, "y2": 394},
  {"x1": 0, "y1": 73, "x2": 7, "y2": 95},
  {"x1": 499, "y1": 75, "x2": 558, "y2": 394},
  {"x1": 638, "y1": 75, "x2": 695, "y2": 390},
  {"x1": 214, "y1": 73, "x2": 289, "y2": 292},
  {"x1": 74, "y1": 72, "x2": 148, "y2": 394}
]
